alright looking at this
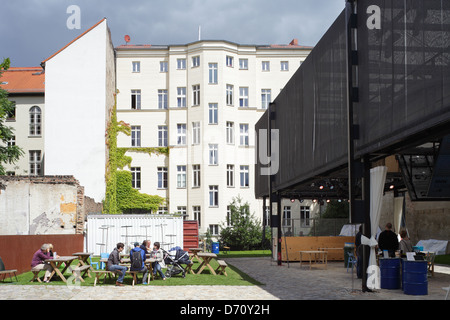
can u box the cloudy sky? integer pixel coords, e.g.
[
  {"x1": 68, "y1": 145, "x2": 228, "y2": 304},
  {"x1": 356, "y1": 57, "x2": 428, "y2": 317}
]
[{"x1": 0, "y1": 0, "x2": 344, "y2": 67}]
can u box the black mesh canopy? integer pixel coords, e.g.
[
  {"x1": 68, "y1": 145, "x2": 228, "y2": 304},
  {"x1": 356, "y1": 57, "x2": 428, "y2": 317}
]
[{"x1": 255, "y1": 0, "x2": 450, "y2": 199}]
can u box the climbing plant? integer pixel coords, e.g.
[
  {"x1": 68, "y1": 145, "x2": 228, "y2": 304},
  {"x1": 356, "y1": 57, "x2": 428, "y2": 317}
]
[{"x1": 103, "y1": 93, "x2": 166, "y2": 214}]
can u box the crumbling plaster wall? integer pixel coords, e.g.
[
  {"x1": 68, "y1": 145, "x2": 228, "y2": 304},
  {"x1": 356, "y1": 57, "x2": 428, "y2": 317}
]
[{"x1": 0, "y1": 176, "x2": 86, "y2": 235}]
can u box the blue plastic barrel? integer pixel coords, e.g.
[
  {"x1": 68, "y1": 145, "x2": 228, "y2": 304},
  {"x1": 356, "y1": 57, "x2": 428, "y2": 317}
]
[
  {"x1": 212, "y1": 242, "x2": 219, "y2": 254},
  {"x1": 380, "y1": 258, "x2": 401, "y2": 289},
  {"x1": 402, "y1": 260, "x2": 428, "y2": 295}
]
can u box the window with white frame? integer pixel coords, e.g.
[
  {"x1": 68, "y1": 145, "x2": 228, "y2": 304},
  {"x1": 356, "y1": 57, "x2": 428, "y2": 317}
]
[
  {"x1": 160, "y1": 61, "x2": 168, "y2": 72},
  {"x1": 193, "y1": 206, "x2": 201, "y2": 226},
  {"x1": 192, "y1": 121, "x2": 200, "y2": 144},
  {"x1": 239, "y1": 87, "x2": 248, "y2": 107},
  {"x1": 281, "y1": 61, "x2": 289, "y2": 71},
  {"x1": 131, "y1": 90, "x2": 141, "y2": 109},
  {"x1": 239, "y1": 123, "x2": 249, "y2": 146},
  {"x1": 300, "y1": 206, "x2": 311, "y2": 227},
  {"x1": 209, "y1": 186, "x2": 218, "y2": 207},
  {"x1": 177, "y1": 124, "x2": 186, "y2": 145},
  {"x1": 177, "y1": 58, "x2": 186, "y2": 70},
  {"x1": 226, "y1": 121, "x2": 234, "y2": 144},
  {"x1": 261, "y1": 89, "x2": 271, "y2": 109},
  {"x1": 239, "y1": 58, "x2": 248, "y2": 70},
  {"x1": 29, "y1": 106, "x2": 41, "y2": 136},
  {"x1": 157, "y1": 167, "x2": 168, "y2": 189},
  {"x1": 177, "y1": 87, "x2": 186, "y2": 107},
  {"x1": 208, "y1": 63, "x2": 218, "y2": 84},
  {"x1": 283, "y1": 206, "x2": 292, "y2": 227},
  {"x1": 192, "y1": 85, "x2": 200, "y2": 106},
  {"x1": 240, "y1": 165, "x2": 249, "y2": 187},
  {"x1": 7, "y1": 136, "x2": 15, "y2": 147},
  {"x1": 192, "y1": 164, "x2": 200, "y2": 187},
  {"x1": 226, "y1": 84, "x2": 234, "y2": 106},
  {"x1": 192, "y1": 56, "x2": 200, "y2": 67},
  {"x1": 158, "y1": 125, "x2": 167, "y2": 147},
  {"x1": 29, "y1": 150, "x2": 41, "y2": 176},
  {"x1": 177, "y1": 206, "x2": 187, "y2": 217},
  {"x1": 227, "y1": 164, "x2": 234, "y2": 187},
  {"x1": 157, "y1": 207, "x2": 168, "y2": 214},
  {"x1": 209, "y1": 144, "x2": 218, "y2": 165},
  {"x1": 177, "y1": 165, "x2": 186, "y2": 188},
  {"x1": 132, "y1": 61, "x2": 140, "y2": 73},
  {"x1": 226, "y1": 56, "x2": 233, "y2": 67},
  {"x1": 208, "y1": 103, "x2": 218, "y2": 124},
  {"x1": 158, "y1": 89, "x2": 168, "y2": 109},
  {"x1": 131, "y1": 126, "x2": 141, "y2": 147},
  {"x1": 131, "y1": 167, "x2": 141, "y2": 189},
  {"x1": 209, "y1": 224, "x2": 219, "y2": 236},
  {"x1": 262, "y1": 61, "x2": 270, "y2": 71}
]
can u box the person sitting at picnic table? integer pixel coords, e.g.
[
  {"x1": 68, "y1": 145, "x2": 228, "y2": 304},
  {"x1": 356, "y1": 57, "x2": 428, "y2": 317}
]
[
  {"x1": 130, "y1": 242, "x2": 149, "y2": 284},
  {"x1": 107, "y1": 242, "x2": 128, "y2": 286},
  {"x1": 140, "y1": 240, "x2": 151, "y2": 254},
  {"x1": 31, "y1": 243, "x2": 59, "y2": 283},
  {"x1": 151, "y1": 242, "x2": 166, "y2": 280}
]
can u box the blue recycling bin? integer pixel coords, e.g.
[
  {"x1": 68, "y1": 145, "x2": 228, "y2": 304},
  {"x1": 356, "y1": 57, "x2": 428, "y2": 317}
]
[{"x1": 212, "y1": 242, "x2": 219, "y2": 254}]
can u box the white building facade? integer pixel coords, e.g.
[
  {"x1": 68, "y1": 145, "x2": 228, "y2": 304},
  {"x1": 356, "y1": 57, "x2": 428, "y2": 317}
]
[
  {"x1": 42, "y1": 19, "x2": 116, "y2": 203},
  {"x1": 115, "y1": 40, "x2": 313, "y2": 234}
]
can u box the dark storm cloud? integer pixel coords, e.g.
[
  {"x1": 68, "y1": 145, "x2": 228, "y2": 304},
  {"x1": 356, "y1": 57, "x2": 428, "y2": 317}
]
[{"x1": 0, "y1": 0, "x2": 344, "y2": 67}]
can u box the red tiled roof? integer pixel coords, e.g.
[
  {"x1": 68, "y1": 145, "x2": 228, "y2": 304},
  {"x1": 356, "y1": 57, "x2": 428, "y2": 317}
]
[
  {"x1": 41, "y1": 18, "x2": 106, "y2": 65},
  {"x1": 0, "y1": 67, "x2": 45, "y2": 94}
]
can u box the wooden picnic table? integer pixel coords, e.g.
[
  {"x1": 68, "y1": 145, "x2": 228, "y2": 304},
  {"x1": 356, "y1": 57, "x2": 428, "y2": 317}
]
[
  {"x1": 189, "y1": 248, "x2": 203, "y2": 264},
  {"x1": 299, "y1": 250, "x2": 328, "y2": 270},
  {"x1": 45, "y1": 256, "x2": 77, "y2": 283},
  {"x1": 100, "y1": 257, "x2": 156, "y2": 282},
  {"x1": 72, "y1": 252, "x2": 94, "y2": 281},
  {"x1": 196, "y1": 252, "x2": 217, "y2": 275}
]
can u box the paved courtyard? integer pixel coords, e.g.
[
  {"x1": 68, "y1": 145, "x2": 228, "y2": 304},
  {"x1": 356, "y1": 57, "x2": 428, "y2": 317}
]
[{"x1": 0, "y1": 257, "x2": 449, "y2": 300}]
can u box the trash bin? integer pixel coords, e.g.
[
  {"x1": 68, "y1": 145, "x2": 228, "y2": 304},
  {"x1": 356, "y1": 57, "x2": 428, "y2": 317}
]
[
  {"x1": 380, "y1": 258, "x2": 401, "y2": 289},
  {"x1": 212, "y1": 242, "x2": 219, "y2": 254},
  {"x1": 402, "y1": 260, "x2": 428, "y2": 295},
  {"x1": 344, "y1": 243, "x2": 355, "y2": 267}
]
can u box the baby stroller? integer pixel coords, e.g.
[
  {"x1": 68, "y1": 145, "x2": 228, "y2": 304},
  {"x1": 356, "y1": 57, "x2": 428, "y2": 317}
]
[{"x1": 163, "y1": 247, "x2": 191, "y2": 278}]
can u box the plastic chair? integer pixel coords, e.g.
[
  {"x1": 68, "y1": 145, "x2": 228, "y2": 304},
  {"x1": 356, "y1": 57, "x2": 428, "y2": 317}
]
[
  {"x1": 346, "y1": 252, "x2": 357, "y2": 273},
  {"x1": 89, "y1": 256, "x2": 99, "y2": 270},
  {"x1": 100, "y1": 253, "x2": 109, "y2": 270}
]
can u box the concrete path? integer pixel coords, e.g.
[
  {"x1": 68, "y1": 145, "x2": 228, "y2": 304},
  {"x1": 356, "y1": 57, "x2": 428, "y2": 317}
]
[{"x1": 1, "y1": 257, "x2": 449, "y2": 300}]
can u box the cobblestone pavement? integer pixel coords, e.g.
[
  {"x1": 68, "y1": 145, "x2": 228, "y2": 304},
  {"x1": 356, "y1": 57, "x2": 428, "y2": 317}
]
[{"x1": 0, "y1": 257, "x2": 449, "y2": 300}]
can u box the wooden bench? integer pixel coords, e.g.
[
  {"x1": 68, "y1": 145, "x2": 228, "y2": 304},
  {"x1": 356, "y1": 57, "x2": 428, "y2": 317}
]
[
  {"x1": 223, "y1": 246, "x2": 230, "y2": 254},
  {"x1": 0, "y1": 269, "x2": 18, "y2": 282},
  {"x1": 185, "y1": 261, "x2": 195, "y2": 274},
  {"x1": 30, "y1": 270, "x2": 43, "y2": 283},
  {"x1": 93, "y1": 270, "x2": 118, "y2": 286},
  {"x1": 215, "y1": 260, "x2": 228, "y2": 276},
  {"x1": 71, "y1": 265, "x2": 92, "y2": 282}
]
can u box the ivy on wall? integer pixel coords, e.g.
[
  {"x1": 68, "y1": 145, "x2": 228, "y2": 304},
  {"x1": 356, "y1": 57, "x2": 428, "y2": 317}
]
[{"x1": 103, "y1": 93, "x2": 167, "y2": 214}]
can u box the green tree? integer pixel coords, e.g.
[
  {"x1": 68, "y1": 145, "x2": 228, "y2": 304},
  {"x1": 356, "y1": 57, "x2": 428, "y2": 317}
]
[
  {"x1": 219, "y1": 196, "x2": 263, "y2": 250},
  {"x1": 0, "y1": 58, "x2": 24, "y2": 175}
]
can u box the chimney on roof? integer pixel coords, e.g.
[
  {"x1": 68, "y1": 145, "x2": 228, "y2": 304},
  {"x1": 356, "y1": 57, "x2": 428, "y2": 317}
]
[{"x1": 289, "y1": 39, "x2": 298, "y2": 46}]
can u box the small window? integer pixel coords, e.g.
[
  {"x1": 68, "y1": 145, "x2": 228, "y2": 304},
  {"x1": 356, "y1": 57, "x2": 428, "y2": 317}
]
[
  {"x1": 262, "y1": 61, "x2": 270, "y2": 71},
  {"x1": 131, "y1": 167, "x2": 141, "y2": 189},
  {"x1": 131, "y1": 126, "x2": 141, "y2": 147},
  {"x1": 131, "y1": 90, "x2": 141, "y2": 109},
  {"x1": 177, "y1": 58, "x2": 186, "y2": 70},
  {"x1": 160, "y1": 61, "x2": 168, "y2": 72},
  {"x1": 132, "y1": 61, "x2": 140, "y2": 73},
  {"x1": 226, "y1": 56, "x2": 234, "y2": 67},
  {"x1": 281, "y1": 61, "x2": 289, "y2": 71},
  {"x1": 239, "y1": 58, "x2": 248, "y2": 70},
  {"x1": 192, "y1": 56, "x2": 200, "y2": 67},
  {"x1": 29, "y1": 106, "x2": 41, "y2": 136}
]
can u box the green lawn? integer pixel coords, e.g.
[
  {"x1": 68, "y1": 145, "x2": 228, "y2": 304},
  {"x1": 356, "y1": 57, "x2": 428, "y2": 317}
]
[
  {"x1": 2, "y1": 254, "x2": 266, "y2": 287},
  {"x1": 435, "y1": 254, "x2": 450, "y2": 265}
]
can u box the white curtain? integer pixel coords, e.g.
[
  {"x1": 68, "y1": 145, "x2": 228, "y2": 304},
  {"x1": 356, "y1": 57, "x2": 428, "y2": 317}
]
[
  {"x1": 361, "y1": 166, "x2": 387, "y2": 290},
  {"x1": 394, "y1": 197, "x2": 404, "y2": 237}
]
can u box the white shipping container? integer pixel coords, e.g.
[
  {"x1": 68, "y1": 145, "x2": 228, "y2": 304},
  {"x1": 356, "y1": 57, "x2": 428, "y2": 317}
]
[{"x1": 86, "y1": 214, "x2": 183, "y2": 255}]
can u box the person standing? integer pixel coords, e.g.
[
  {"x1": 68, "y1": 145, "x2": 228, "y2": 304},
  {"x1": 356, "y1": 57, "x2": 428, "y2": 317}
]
[
  {"x1": 377, "y1": 223, "x2": 399, "y2": 257},
  {"x1": 107, "y1": 242, "x2": 128, "y2": 286},
  {"x1": 399, "y1": 229, "x2": 413, "y2": 254}
]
